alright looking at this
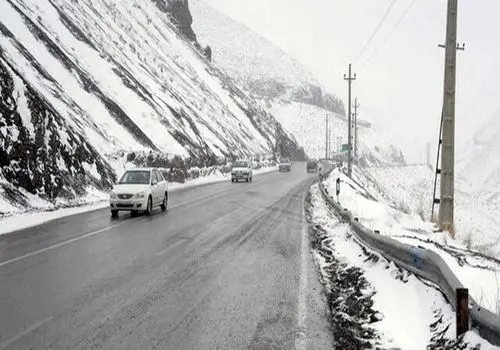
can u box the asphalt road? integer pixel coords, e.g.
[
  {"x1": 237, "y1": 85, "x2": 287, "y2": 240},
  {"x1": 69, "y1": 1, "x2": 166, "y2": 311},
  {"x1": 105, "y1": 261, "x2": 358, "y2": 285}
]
[{"x1": 0, "y1": 164, "x2": 332, "y2": 349}]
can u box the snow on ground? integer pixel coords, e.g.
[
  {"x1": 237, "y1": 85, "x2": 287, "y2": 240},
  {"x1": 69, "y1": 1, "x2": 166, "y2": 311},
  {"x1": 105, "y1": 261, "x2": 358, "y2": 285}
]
[
  {"x1": 307, "y1": 184, "x2": 495, "y2": 349},
  {"x1": 191, "y1": 0, "x2": 315, "y2": 94},
  {"x1": 0, "y1": 201, "x2": 109, "y2": 235},
  {"x1": 266, "y1": 101, "x2": 404, "y2": 165},
  {"x1": 0, "y1": 166, "x2": 278, "y2": 235},
  {"x1": 322, "y1": 166, "x2": 500, "y2": 315},
  {"x1": 364, "y1": 165, "x2": 500, "y2": 257}
]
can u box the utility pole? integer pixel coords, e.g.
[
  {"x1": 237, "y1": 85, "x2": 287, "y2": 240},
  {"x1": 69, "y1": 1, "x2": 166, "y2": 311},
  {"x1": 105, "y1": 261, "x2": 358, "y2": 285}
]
[
  {"x1": 325, "y1": 115, "x2": 329, "y2": 159},
  {"x1": 344, "y1": 64, "x2": 356, "y2": 177},
  {"x1": 438, "y1": 0, "x2": 464, "y2": 235},
  {"x1": 353, "y1": 98, "x2": 360, "y2": 159}
]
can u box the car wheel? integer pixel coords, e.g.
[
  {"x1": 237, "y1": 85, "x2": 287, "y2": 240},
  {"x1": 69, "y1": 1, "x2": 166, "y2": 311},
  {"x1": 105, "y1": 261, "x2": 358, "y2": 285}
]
[
  {"x1": 245, "y1": 178, "x2": 249, "y2": 183},
  {"x1": 146, "y1": 196, "x2": 153, "y2": 216},
  {"x1": 111, "y1": 210, "x2": 118, "y2": 218},
  {"x1": 161, "y1": 193, "x2": 168, "y2": 211}
]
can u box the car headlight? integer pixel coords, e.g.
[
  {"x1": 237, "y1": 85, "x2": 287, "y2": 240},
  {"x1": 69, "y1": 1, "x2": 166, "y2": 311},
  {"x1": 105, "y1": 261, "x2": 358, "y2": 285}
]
[
  {"x1": 110, "y1": 192, "x2": 117, "y2": 199},
  {"x1": 134, "y1": 191, "x2": 146, "y2": 198}
]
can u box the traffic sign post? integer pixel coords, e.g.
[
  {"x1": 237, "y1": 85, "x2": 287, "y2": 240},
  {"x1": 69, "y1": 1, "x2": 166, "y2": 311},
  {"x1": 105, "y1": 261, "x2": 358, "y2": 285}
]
[{"x1": 336, "y1": 178, "x2": 340, "y2": 203}]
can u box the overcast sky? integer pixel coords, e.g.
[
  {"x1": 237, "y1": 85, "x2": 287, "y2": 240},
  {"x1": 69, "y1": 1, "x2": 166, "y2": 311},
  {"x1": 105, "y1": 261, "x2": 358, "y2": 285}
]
[{"x1": 202, "y1": 0, "x2": 500, "y2": 162}]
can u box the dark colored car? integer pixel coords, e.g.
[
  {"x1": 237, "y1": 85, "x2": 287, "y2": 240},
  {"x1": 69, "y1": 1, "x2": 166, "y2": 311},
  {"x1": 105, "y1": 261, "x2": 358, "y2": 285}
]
[
  {"x1": 306, "y1": 161, "x2": 317, "y2": 173},
  {"x1": 278, "y1": 158, "x2": 291, "y2": 172}
]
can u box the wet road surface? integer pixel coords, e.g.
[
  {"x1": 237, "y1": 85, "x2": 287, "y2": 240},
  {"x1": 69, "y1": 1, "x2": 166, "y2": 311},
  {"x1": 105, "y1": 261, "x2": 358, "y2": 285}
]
[{"x1": 0, "y1": 164, "x2": 332, "y2": 349}]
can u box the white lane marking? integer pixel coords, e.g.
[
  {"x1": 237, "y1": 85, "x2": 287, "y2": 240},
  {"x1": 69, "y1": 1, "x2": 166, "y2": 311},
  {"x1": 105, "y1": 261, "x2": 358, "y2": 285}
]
[
  {"x1": 155, "y1": 239, "x2": 185, "y2": 256},
  {"x1": 0, "y1": 221, "x2": 130, "y2": 268},
  {"x1": 0, "y1": 170, "x2": 280, "y2": 268},
  {"x1": 0, "y1": 316, "x2": 54, "y2": 349},
  {"x1": 0, "y1": 188, "x2": 233, "y2": 268},
  {"x1": 295, "y1": 191, "x2": 309, "y2": 350},
  {"x1": 169, "y1": 186, "x2": 235, "y2": 209}
]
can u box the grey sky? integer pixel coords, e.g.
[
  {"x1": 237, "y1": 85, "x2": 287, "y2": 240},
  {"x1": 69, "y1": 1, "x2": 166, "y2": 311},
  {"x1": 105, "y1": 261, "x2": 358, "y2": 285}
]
[{"x1": 202, "y1": 0, "x2": 500, "y2": 162}]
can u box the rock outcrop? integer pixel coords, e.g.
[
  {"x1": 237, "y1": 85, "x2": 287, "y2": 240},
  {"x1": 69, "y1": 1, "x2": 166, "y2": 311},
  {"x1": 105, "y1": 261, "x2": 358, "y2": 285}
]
[{"x1": 152, "y1": 0, "x2": 197, "y2": 42}]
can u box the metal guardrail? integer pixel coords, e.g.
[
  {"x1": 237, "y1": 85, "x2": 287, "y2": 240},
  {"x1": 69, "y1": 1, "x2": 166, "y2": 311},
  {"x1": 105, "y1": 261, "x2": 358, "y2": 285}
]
[{"x1": 317, "y1": 170, "x2": 500, "y2": 346}]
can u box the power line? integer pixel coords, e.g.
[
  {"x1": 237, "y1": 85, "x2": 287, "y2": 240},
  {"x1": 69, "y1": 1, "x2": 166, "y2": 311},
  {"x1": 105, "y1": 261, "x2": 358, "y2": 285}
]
[
  {"x1": 360, "y1": 0, "x2": 416, "y2": 70},
  {"x1": 355, "y1": 0, "x2": 398, "y2": 63}
]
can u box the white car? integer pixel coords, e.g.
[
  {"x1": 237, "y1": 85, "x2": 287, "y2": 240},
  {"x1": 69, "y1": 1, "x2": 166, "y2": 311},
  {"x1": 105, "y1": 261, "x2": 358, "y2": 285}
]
[
  {"x1": 109, "y1": 168, "x2": 168, "y2": 218},
  {"x1": 231, "y1": 159, "x2": 253, "y2": 183},
  {"x1": 278, "y1": 157, "x2": 292, "y2": 172}
]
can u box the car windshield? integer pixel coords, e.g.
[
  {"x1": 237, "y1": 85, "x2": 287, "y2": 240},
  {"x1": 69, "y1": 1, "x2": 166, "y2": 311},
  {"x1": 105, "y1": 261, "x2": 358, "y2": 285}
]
[
  {"x1": 280, "y1": 158, "x2": 289, "y2": 163},
  {"x1": 118, "y1": 170, "x2": 151, "y2": 185},
  {"x1": 233, "y1": 161, "x2": 249, "y2": 168}
]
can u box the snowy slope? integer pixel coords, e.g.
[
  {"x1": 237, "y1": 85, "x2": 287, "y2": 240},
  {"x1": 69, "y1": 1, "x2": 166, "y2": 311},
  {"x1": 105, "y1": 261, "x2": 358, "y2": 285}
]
[
  {"x1": 0, "y1": 0, "x2": 303, "y2": 213},
  {"x1": 267, "y1": 101, "x2": 405, "y2": 165},
  {"x1": 454, "y1": 109, "x2": 500, "y2": 258},
  {"x1": 189, "y1": 0, "x2": 407, "y2": 166},
  {"x1": 322, "y1": 166, "x2": 500, "y2": 315},
  {"x1": 365, "y1": 164, "x2": 500, "y2": 258},
  {"x1": 191, "y1": 0, "x2": 315, "y2": 93},
  {"x1": 190, "y1": 0, "x2": 345, "y2": 115},
  {"x1": 457, "y1": 110, "x2": 500, "y2": 195},
  {"x1": 308, "y1": 184, "x2": 495, "y2": 349}
]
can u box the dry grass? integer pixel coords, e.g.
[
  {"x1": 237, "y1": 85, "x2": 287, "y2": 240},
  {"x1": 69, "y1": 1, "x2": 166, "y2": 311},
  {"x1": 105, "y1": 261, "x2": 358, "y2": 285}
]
[
  {"x1": 463, "y1": 231, "x2": 473, "y2": 250},
  {"x1": 396, "y1": 199, "x2": 411, "y2": 215},
  {"x1": 416, "y1": 199, "x2": 427, "y2": 221}
]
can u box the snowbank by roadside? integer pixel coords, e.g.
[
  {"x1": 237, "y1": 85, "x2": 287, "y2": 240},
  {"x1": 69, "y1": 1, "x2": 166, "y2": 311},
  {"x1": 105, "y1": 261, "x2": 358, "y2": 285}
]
[
  {"x1": 307, "y1": 184, "x2": 494, "y2": 349},
  {"x1": 322, "y1": 167, "x2": 500, "y2": 315},
  {"x1": 365, "y1": 165, "x2": 500, "y2": 258},
  {"x1": 0, "y1": 166, "x2": 277, "y2": 235}
]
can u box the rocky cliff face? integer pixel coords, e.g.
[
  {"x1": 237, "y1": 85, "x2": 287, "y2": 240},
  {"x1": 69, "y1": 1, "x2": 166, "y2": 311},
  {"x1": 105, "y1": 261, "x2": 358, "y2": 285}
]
[
  {"x1": 0, "y1": 57, "x2": 115, "y2": 207},
  {"x1": 152, "y1": 0, "x2": 197, "y2": 42},
  {"x1": 0, "y1": 0, "x2": 304, "y2": 214}
]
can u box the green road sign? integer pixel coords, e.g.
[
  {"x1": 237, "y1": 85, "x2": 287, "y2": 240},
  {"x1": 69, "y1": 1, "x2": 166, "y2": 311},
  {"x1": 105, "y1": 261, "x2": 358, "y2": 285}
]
[{"x1": 341, "y1": 143, "x2": 349, "y2": 152}]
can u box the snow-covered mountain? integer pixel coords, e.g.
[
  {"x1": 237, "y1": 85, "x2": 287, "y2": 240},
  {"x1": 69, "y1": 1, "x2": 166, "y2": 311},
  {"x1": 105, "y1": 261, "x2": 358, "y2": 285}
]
[
  {"x1": 266, "y1": 101, "x2": 405, "y2": 164},
  {"x1": 0, "y1": 0, "x2": 305, "y2": 213},
  {"x1": 457, "y1": 109, "x2": 500, "y2": 197},
  {"x1": 191, "y1": 0, "x2": 405, "y2": 165},
  {"x1": 190, "y1": 0, "x2": 345, "y2": 116}
]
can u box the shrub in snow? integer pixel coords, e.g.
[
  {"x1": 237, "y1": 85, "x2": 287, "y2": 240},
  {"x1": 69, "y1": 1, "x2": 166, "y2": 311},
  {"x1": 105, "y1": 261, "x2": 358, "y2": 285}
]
[
  {"x1": 126, "y1": 152, "x2": 136, "y2": 162},
  {"x1": 187, "y1": 167, "x2": 200, "y2": 179},
  {"x1": 396, "y1": 199, "x2": 411, "y2": 215},
  {"x1": 168, "y1": 168, "x2": 185, "y2": 183}
]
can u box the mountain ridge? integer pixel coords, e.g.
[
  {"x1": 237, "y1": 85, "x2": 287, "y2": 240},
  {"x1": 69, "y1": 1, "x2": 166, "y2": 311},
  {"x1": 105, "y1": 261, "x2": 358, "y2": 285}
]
[
  {"x1": 191, "y1": 0, "x2": 346, "y2": 116},
  {"x1": 0, "y1": 0, "x2": 304, "y2": 213}
]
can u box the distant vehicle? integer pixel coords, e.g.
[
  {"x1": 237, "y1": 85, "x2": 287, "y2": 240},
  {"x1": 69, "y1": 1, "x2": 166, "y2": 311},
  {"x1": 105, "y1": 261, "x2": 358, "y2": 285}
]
[
  {"x1": 109, "y1": 168, "x2": 168, "y2": 218},
  {"x1": 278, "y1": 157, "x2": 291, "y2": 172},
  {"x1": 231, "y1": 159, "x2": 253, "y2": 183},
  {"x1": 307, "y1": 161, "x2": 318, "y2": 173}
]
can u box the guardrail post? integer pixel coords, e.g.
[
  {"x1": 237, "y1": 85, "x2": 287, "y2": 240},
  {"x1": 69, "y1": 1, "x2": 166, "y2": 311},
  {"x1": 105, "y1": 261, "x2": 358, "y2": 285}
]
[{"x1": 456, "y1": 288, "x2": 469, "y2": 338}]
